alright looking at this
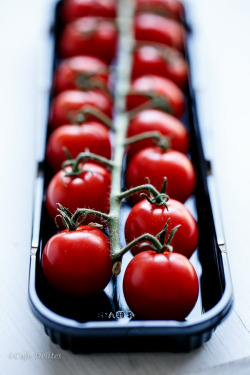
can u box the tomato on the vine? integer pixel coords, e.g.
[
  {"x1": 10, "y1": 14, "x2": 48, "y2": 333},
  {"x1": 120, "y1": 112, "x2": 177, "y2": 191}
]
[
  {"x1": 126, "y1": 109, "x2": 189, "y2": 160},
  {"x1": 126, "y1": 146, "x2": 196, "y2": 203},
  {"x1": 42, "y1": 225, "x2": 112, "y2": 298},
  {"x1": 59, "y1": 17, "x2": 117, "y2": 62},
  {"x1": 134, "y1": 13, "x2": 186, "y2": 51},
  {"x1": 125, "y1": 198, "x2": 198, "y2": 259},
  {"x1": 54, "y1": 55, "x2": 109, "y2": 93},
  {"x1": 49, "y1": 89, "x2": 113, "y2": 129},
  {"x1": 61, "y1": 0, "x2": 117, "y2": 23},
  {"x1": 131, "y1": 44, "x2": 188, "y2": 87},
  {"x1": 46, "y1": 162, "x2": 111, "y2": 224},
  {"x1": 46, "y1": 121, "x2": 112, "y2": 171},
  {"x1": 127, "y1": 75, "x2": 185, "y2": 118},
  {"x1": 134, "y1": 0, "x2": 185, "y2": 20},
  {"x1": 123, "y1": 250, "x2": 199, "y2": 320}
]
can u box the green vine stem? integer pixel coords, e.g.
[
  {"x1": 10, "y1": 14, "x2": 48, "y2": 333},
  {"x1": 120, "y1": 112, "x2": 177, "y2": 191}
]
[{"x1": 124, "y1": 131, "x2": 171, "y2": 151}]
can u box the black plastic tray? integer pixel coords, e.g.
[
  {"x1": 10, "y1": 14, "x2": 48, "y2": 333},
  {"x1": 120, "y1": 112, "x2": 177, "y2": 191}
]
[{"x1": 28, "y1": 0, "x2": 233, "y2": 353}]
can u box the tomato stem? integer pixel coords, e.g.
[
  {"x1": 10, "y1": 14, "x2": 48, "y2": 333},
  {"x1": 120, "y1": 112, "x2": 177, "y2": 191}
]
[
  {"x1": 113, "y1": 233, "x2": 163, "y2": 261},
  {"x1": 124, "y1": 131, "x2": 171, "y2": 151},
  {"x1": 68, "y1": 105, "x2": 114, "y2": 130},
  {"x1": 118, "y1": 182, "x2": 169, "y2": 209},
  {"x1": 61, "y1": 150, "x2": 114, "y2": 176},
  {"x1": 127, "y1": 92, "x2": 173, "y2": 120}
]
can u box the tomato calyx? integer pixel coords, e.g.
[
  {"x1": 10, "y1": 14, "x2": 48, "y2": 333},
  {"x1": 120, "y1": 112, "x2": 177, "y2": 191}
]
[
  {"x1": 61, "y1": 149, "x2": 114, "y2": 177},
  {"x1": 56, "y1": 203, "x2": 110, "y2": 231},
  {"x1": 75, "y1": 71, "x2": 109, "y2": 93},
  {"x1": 119, "y1": 176, "x2": 169, "y2": 209},
  {"x1": 68, "y1": 104, "x2": 114, "y2": 130},
  {"x1": 125, "y1": 131, "x2": 171, "y2": 152},
  {"x1": 127, "y1": 91, "x2": 173, "y2": 119},
  {"x1": 113, "y1": 219, "x2": 180, "y2": 271}
]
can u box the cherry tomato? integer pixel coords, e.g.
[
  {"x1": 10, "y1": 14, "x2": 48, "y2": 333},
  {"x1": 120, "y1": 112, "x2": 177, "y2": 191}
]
[
  {"x1": 127, "y1": 75, "x2": 185, "y2": 118},
  {"x1": 46, "y1": 162, "x2": 111, "y2": 224},
  {"x1": 126, "y1": 146, "x2": 196, "y2": 203},
  {"x1": 125, "y1": 198, "x2": 198, "y2": 259},
  {"x1": 49, "y1": 89, "x2": 113, "y2": 129},
  {"x1": 131, "y1": 44, "x2": 188, "y2": 87},
  {"x1": 123, "y1": 250, "x2": 199, "y2": 320},
  {"x1": 59, "y1": 17, "x2": 117, "y2": 62},
  {"x1": 54, "y1": 55, "x2": 109, "y2": 93},
  {"x1": 134, "y1": 0, "x2": 184, "y2": 20},
  {"x1": 42, "y1": 225, "x2": 112, "y2": 298},
  {"x1": 62, "y1": 0, "x2": 117, "y2": 23},
  {"x1": 46, "y1": 121, "x2": 112, "y2": 171},
  {"x1": 126, "y1": 109, "x2": 189, "y2": 160},
  {"x1": 134, "y1": 13, "x2": 186, "y2": 51}
]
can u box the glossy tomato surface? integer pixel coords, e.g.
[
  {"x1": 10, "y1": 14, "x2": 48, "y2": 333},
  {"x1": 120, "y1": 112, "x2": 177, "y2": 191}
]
[
  {"x1": 42, "y1": 225, "x2": 112, "y2": 298},
  {"x1": 59, "y1": 17, "x2": 117, "y2": 62},
  {"x1": 123, "y1": 250, "x2": 199, "y2": 320},
  {"x1": 135, "y1": 0, "x2": 184, "y2": 19},
  {"x1": 49, "y1": 89, "x2": 113, "y2": 129},
  {"x1": 54, "y1": 55, "x2": 109, "y2": 93},
  {"x1": 46, "y1": 121, "x2": 112, "y2": 171},
  {"x1": 62, "y1": 0, "x2": 117, "y2": 23},
  {"x1": 127, "y1": 75, "x2": 185, "y2": 118},
  {"x1": 126, "y1": 146, "x2": 196, "y2": 203},
  {"x1": 46, "y1": 162, "x2": 111, "y2": 223},
  {"x1": 125, "y1": 198, "x2": 198, "y2": 259},
  {"x1": 131, "y1": 44, "x2": 188, "y2": 87},
  {"x1": 126, "y1": 109, "x2": 189, "y2": 160},
  {"x1": 134, "y1": 13, "x2": 186, "y2": 51}
]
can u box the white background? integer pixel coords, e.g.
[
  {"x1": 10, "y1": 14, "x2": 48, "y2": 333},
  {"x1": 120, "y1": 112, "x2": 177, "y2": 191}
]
[{"x1": 0, "y1": 0, "x2": 250, "y2": 374}]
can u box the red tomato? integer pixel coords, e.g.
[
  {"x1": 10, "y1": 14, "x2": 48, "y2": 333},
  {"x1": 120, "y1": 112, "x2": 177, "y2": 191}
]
[
  {"x1": 126, "y1": 146, "x2": 196, "y2": 203},
  {"x1": 62, "y1": 0, "x2": 117, "y2": 23},
  {"x1": 42, "y1": 225, "x2": 112, "y2": 298},
  {"x1": 59, "y1": 17, "x2": 117, "y2": 62},
  {"x1": 131, "y1": 44, "x2": 188, "y2": 87},
  {"x1": 134, "y1": 0, "x2": 184, "y2": 19},
  {"x1": 125, "y1": 198, "x2": 198, "y2": 259},
  {"x1": 127, "y1": 75, "x2": 185, "y2": 118},
  {"x1": 123, "y1": 250, "x2": 199, "y2": 320},
  {"x1": 49, "y1": 90, "x2": 113, "y2": 129},
  {"x1": 54, "y1": 55, "x2": 109, "y2": 93},
  {"x1": 46, "y1": 162, "x2": 111, "y2": 224},
  {"x1": 126, "y1": 109, "x2": 189, "y2": 160},
  {"x1": 134, "y1": 13, "x2": 186, "y2": 51},
  {"x1": 46, "y1": 121, "x2": 112, "y2": 171}
]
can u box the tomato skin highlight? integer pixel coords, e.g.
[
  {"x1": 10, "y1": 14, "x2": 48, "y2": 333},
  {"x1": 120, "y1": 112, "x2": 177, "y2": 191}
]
[
  {"x1": 135, "y1": 0, "x2": 185, "y2": 19},
  {"x1": 49, "y1": 89, "x2": 113, "y2": 129},
  {"x1": 45, "y1": 163, "x2": 111, "y2": 224},
  {"x1": 127, "y1": 75, "x2": 185, "y2": 118},
  {"x1": 131, "y1": 44, "x2": 188, "y2": 87},
  {"x1": 62, "y1": 0, "x2": 117, "y2": 23},
  {"x1": 125, "y1": 198, "x2": 198, "y2": 259},
  {"x1": 126, "y1": 146, "x2": 196, "y2": 203},
  {"x1": 54, "y1": 55, "x2": 109, "y2": 93},
  {"x1": 123, "y1": 250, "x2": 199, "y2": 320},
  {"x1": 59, "y1": 17, "x2": 117, "y2": 62},
  {"x1": 46, "y1": 121, "x2": 112, "y2": 172},
  {"x1": 42, "y1": 225, "x2": 112, "y2": 298},
  {"x1": 134, "y1": 13, "x2": 186, "y2": 51},
  {"x1": 126, "y1": 109, "x2": 189, "y2": 160}
]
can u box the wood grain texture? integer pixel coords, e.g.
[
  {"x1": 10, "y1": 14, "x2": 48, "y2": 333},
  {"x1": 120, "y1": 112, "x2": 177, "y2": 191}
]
[{"x1": 0, "y1": 0, "x2": 250, "y2": 374}]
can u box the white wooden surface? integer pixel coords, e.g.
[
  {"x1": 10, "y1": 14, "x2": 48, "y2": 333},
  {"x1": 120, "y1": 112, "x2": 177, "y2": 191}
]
[{"x1": 1, "y1": 0, "x2": 250, "y2": 374}]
